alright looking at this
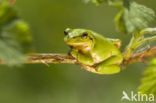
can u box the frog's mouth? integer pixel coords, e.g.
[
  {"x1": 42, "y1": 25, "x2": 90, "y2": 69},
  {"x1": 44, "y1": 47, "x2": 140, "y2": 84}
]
[
  {"x1": 67, "y1": 42, "x2": 90, "y2": 47},
  {"x1": 67, "y1": 42, "x2": 93, "y2": 51}
]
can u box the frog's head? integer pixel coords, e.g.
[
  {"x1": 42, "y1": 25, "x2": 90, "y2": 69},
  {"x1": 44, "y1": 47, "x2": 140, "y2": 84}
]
[{"x1": 64, "y1": 28, "x2": 94, "y2": 50}]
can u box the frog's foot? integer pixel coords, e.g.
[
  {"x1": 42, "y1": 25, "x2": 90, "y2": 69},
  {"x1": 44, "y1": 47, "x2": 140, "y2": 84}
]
[
  {"x1": 95, "y1": 64, "x2": 120, "y2": 74},
  {"x1": 80, "y1": 63, "x2": 121, "y2": 74},
  {"x1": 69, "y1": 48, "x2": 78, "y2": 58},
  {"x1": 68, "y1": 50, "x2": 72, "y2": 55},
  {"x1": 93, "y1": 55, "x2": 122, "y2": 74}
]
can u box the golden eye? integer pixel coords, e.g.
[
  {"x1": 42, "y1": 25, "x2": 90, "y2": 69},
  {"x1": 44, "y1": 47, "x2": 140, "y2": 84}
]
[{"x1": 82, "y1": 32, "x2": 88, "y2": 39}]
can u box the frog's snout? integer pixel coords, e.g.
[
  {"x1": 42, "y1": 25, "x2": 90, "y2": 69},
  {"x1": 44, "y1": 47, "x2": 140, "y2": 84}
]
[{"x1": 64, "y1": 28, "x2": 71, "y2": 36}]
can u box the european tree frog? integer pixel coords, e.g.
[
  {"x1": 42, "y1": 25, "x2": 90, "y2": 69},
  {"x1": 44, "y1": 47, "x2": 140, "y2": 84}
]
[{"x1": 64, "y1": 28, "x2": 123, "y2": 74}]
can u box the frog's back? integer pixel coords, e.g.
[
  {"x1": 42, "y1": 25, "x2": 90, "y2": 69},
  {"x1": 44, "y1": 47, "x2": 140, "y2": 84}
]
[{"x1": 90, "y1": 31, "x2": 121, "y2": 63}]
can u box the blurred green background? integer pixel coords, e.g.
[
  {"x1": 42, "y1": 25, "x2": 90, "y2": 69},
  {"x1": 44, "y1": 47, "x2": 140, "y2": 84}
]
[{"x1": 0, "y1": 0, "x2": 156, "y2": 103}]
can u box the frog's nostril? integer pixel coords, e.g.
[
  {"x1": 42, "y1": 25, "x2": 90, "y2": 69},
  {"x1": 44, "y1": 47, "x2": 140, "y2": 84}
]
[{"x1": 64, "y1": 30, "x2": 68, "y2": 35}]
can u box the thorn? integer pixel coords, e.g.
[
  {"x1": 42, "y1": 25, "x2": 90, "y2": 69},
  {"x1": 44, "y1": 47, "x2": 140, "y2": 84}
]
[
  {"x1": 10, "y1": 0, "x2": 16, "y2": 5},
  {"x1": 41, "y1": 60, "x2": 50, "y2": 67}
]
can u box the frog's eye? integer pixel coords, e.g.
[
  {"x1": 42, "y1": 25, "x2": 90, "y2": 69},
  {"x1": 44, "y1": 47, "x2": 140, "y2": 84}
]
[
  {"x1": 64, "y1": 30, "x2": 68, "y2": 35},
  {"x1": 82, "y1": 32, "x2": 88, "y2": 39}
]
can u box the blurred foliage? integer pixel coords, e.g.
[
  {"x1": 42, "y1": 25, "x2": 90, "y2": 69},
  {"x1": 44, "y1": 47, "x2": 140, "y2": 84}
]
[
  {"x1": 90, "y1": 0, "x2": 156, "y2": 34},
  {"x1": 0, "y1": 1, "x2": 32, "y2": 66},
  {"x1": 139, "y1": 58, "x2": 156, "y2": 96},
  {"x1": 115, "y1": 1, "x2": 155, "y2": 33}
]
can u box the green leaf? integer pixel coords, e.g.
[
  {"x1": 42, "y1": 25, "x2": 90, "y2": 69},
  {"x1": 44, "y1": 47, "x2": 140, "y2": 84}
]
[
  {"x1": 139, "y1": 58, "x2": 156, "y2": 96},
  {"x1": 115, "y1": 1, "x2": 155, "y2": 34},
  {"x1": 0, "y1": 1, "x2": 32, "y2": 66},
  {"x1": 87, "y1": 0, "x2": 122, "y2": 6}
]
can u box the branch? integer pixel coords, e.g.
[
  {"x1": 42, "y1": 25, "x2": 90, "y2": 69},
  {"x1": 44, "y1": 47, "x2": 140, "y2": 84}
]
[
  {"x1": 0, "y1": 54, "x2": 77, "y2": 65},
  {"x1": 0, "y1": 48, "x2": 156, "y2": 67}
]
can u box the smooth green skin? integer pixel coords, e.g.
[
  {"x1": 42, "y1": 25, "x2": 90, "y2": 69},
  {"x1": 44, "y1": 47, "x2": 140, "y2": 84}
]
[{"x1": 64, "y1": 28, "x2": 123, "y2": 74}]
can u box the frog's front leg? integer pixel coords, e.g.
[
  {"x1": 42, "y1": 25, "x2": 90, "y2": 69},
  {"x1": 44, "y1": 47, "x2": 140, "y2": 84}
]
[
  {"x1": 95, "y1": 55, "x2": 123, "y2": 74},
  {"x1": 77, "y1": 51, "x2": 94, "y2": 66},
  {"x1": 69, "y1": 47, "x2": 78, "y2": 58},
  {"x1": 70, "y1": 48, "x2": 94, "y2": 66}
]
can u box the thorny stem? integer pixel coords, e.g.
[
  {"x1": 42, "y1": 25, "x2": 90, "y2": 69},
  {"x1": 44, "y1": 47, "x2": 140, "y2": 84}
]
[
  {"x1": 124, "y1": 46, "x2": 156, "y2": 65},
  {"x1": 123, "y1": 28, "x2": 156, "y2": 61},
  {"x1": 26, "y1": 54, "x2": 77, "y2": 64},
  {"x1": 123, "y1": 33, "x2": 141, "y2": 60},
  {"x1": 0, "y1": 54, "x2": 77, "y2": 65}
]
